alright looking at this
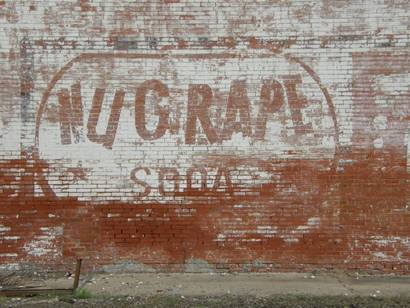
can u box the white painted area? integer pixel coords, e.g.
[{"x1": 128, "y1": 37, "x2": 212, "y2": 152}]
[
  {"x1": 315, "y1": 54, "x2": 353, "y2": 147},
  {"x1": 107, "y1": 213, "x2": 120, "y2": 218},
  {"x1": 296, "y1": 217, "x2": 320, "y2": 231},
  {"x1": 373, "y1": 74, "x2": 410, "y2": 96},
  {"x1": 370, "y1": 236, "x2": 410, "y2": 251},
  {"x1": 372, "y1": 73, "x2": 410, "y2": 153},
  {"x1": 0, "y1": 264, "x2": 21, "y2": 271},
  {"x1": 407, "y1": 126, "x2": 410, "y2": 174},
  {"x1": 0, "y1": 253, "x2": 18, "y2": 257},
  {"x1": 283, "y1": 238, "x2": 300, "y2": 243},
  {"x1": 37, "y1": 53, "x2": 337, "y2": 203},
  {"x1": 256, "y1": 226, "x2": 278, "y2": 235},
  {"x1": 215, "y1": 217, "x2": 323, "y2": 242},
  {"x1": 0, "y1": 225, "x2": 11, "y2": 232},
  {"x1": 3, "y1": 236, "x2": 20, "y2": 240},
  {"x1": 373, "y1": 115, "x2": 388, "y2": 130},
  {"x1": 373, "y1": 137, "x2": 384, "y2": 149},
  {"x1": 23, "y1": 226, "x2": 63, "y2": 258}
]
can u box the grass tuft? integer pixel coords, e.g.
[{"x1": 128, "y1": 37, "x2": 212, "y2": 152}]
[{"x1": 73, "y1": 288, "x2": 93, "y2": 299}]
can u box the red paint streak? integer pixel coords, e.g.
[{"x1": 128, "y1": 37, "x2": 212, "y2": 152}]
[{"x1": 0, "y1": 149, "x2": 408, "y2": 273}]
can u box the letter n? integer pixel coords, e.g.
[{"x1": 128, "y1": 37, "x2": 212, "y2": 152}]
[{"x1": 58, "y1": 83, "x2": 84, "y2": 144}]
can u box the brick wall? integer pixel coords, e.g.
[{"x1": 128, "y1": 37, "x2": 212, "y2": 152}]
[{"x1": 0, "y1": 0, "x2": 409, "y2": 273}]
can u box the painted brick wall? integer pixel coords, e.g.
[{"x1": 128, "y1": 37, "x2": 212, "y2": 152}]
[{"x1": 0, "y1": 0, "x2": 409, "y2": 273}]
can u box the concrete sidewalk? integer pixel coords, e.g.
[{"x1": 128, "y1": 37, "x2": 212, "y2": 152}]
[{"x1": 44, "y1": 272, "x2": 410, "y2": 298}]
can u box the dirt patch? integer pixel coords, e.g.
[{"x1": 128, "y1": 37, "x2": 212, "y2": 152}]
[
  {"x1": 1, "y1": 294, "x2": 410, "y2": 307},
  {"x1": 37, "y1": 272, "x2": 410, "y2": 298},
  {"x1": 1, "y1": 272, "x2": 410, "y2": 307}
]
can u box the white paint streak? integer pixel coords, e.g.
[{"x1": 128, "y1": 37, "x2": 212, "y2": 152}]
[{"x1": 23, "y1": 226, "x2": 63, "y2": 258}]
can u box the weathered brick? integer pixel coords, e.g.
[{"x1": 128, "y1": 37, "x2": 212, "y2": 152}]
[{"x1": 0, "y1": 0, "x2": 409, "y2": 274}]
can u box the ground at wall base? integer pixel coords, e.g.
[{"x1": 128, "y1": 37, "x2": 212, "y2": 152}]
[{"x1": 1, "y1": 271, "x2": 410, "y2": 307}]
